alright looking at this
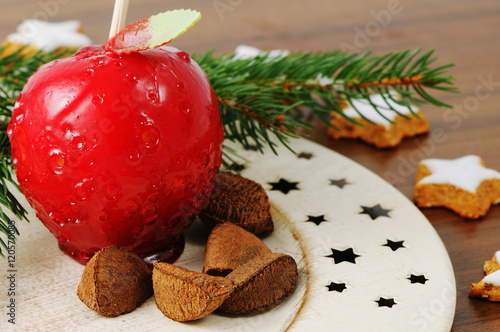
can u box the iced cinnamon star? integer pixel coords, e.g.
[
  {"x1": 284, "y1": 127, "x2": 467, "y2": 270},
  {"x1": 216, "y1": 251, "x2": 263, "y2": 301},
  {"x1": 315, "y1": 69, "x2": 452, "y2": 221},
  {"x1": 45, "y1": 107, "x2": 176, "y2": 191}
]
[
  {"x1": 469, "y1": 251, "x2": 500, "y2": 301},
  {"x1": 413, "y1": 155, "x2": 500, "y2": 218},
  {"x1": 2, "y1": 20, "x2": 92, "y2": 55},
  {"x1": 328, "y1": 91, "x2": 429, "y2": 148}
]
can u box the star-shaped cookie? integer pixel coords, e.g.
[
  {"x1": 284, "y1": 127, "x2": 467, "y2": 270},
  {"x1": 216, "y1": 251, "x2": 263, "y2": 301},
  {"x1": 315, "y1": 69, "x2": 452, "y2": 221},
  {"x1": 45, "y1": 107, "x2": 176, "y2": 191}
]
[
  {"x1": 327, "y1": 91, "x2": 430, "y2": 148},
  {"x1": 469, "y1": 251, "x2": 500, "y2": 301},
  {"x1": 413, "y1": 155, "x2": 500, "y2": 219},
  {"x1": 3, "y1": 19, "x2": 92, "y2": 55}
]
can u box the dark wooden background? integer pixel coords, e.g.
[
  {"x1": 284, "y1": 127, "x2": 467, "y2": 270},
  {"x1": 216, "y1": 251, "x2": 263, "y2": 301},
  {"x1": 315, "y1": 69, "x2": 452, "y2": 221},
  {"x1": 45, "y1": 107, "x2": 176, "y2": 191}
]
[{"x1": 1, "y1": 0, "x2": 500, "y2": 330}]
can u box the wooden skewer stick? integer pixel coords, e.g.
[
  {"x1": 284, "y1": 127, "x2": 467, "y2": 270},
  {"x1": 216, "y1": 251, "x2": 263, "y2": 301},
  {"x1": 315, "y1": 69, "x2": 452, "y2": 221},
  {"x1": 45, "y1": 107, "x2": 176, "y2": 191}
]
[{"x1": 108, "y1": 0, "x2": 130, "y2": 39}]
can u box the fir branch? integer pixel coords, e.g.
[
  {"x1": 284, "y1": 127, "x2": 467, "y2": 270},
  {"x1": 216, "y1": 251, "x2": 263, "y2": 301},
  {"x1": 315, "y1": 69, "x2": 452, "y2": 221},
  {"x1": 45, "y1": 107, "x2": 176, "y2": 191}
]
[{"x1": 193, "y1": 48, "x2": 457, "y2": 151}]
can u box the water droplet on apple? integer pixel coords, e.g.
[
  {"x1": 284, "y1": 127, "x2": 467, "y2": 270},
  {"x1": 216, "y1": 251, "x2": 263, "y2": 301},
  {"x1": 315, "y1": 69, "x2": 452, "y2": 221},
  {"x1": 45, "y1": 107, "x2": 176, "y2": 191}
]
[
  {"x1": 132, "y1": 226, "x2": 142, "y2": 236},
  {"x1": 147, "y1": 89, "x2": 158, "y2": 103},
  {"x1": 125, "y1": 73, "x2": 138, "y2": 84},
  {"x1": 72, "y1": 136, "x2": 90, "y2": 155},
  {"x1": 104, "y1": 182, "x2": 121, "y2": 201},
  {"x1": 83, "y1": 68, "x2": 94, "y2": 79},
  {"x1": 149, "y1": 171, "x2": 163, "y2": 188},
  {"x1": 180, "y1": 102, "x2": 191, "y2": 114},
  {"x1": 99, "y1": 212, "x2": 109, "y2": 221},
  {"x1": 48, "y1": 151, "x2": 65, "y2": 175},
  {"x1": 139, "y1": 126, "x2": 160, "y2": 151},
  {"x1": 76, "y1": 141, "x2": 84, "y2": 150},
  {"x1": 177, "y1": 82, "x2": 185, "y2": 90},
  {"x1": 48, "y1": 210, "x2": 66, "y2": 224},
  {"x1": 174, "y1": 155, "x2": 184, "y2": 167},
  {"x1": 74, "y1": 179, "x2": 94, "y2": 201},
  {"x1": 178, "y1": 51, "x2": 191, "y2": 62},
  {"x1": 142, "y1": 203, "x2": 158, "y2": 225},
  {"x1": 200, "y1": 151, "x2": 210, "y2": 166},
  {"x1": 125, "y1": 199, "x2": 140, "y2": 214},
  {"x1": 127, "y1": 148, "x2": 142, "y2": 163},
  {"x1": 66, "y1": 205, "x2": 84, "y2": 224},
  {"x1": 167, "y1": 213, "x2": 184, "y2": 233},
  {"x1": 92, "y1": 95, "x2": 104, "y2": 105},
  {"x1": 173, "y1": 177, "x2": 186, "y2": 192},
  {"x1": 80, "y1": 251, "x2": 92, "y2": 261},
  {"x1": 148, "y1": 192, "x2": 160, "y2": 203},
  {"x1": 114, "y1": 61, "x2": 123, "y2": 68},
  {"x1": 89, "y1": 129, "x2": 103, "y2": 145}
]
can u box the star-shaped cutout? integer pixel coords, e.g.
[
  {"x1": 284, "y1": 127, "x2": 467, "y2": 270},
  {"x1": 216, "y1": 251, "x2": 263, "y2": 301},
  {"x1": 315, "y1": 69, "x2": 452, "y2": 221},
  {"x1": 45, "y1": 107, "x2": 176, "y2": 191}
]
[
  {"x1": 383, "y1": 239, "x2": 405, "y2": 251},
  {"x1": 360, "y1": 204, "x2": 391, "y2": 220},
  {"x1": 228, "y1": 162, "x2": 245, "y2": 172},
  {"x1": 306, "y1": 215, "x2": 327, "y2": 226},
  {"x1": 268, "y1": 178, "x2": 299, "y2": 194},
  {"x1": 325, "y1": 248, "x2": 360, "y2": 264},
  {"x1": 376, "y1": 297, "x2": 397, "y2": 308},
  {"x1": 297, "y1": 152, "x2": 313, "y2": 160},
  {"x1": 408, "y1": 274, "x2": 428, "y2": 284},
  {"x1": 326, "y1": 282, "x2": 347, "y2": 293},
  {"x1": 329, "y1": 178, "x2": 349, "y2": 189}
]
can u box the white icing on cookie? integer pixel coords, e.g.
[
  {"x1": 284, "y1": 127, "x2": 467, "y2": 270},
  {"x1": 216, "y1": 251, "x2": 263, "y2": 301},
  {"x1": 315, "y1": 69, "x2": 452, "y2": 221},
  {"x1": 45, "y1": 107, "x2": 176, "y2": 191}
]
[
  {"x1": 418, "y1": 155, "x2": 500, "y2": 193},
  {"x1": 483, "y1": 269, "x2": 500, "y2": 286},
  {"x1": 7, "y1": 20, "x2": 92, "y2": 52},
  {"x1": 342, "y1": 91, "x2": 418, "y2": 129},
  {"x1": 496, "y1": 251, "x2": 500, "y2": 263},
  {"x1": 232, "y1": 45, "x2": 290, "y2": 62}
]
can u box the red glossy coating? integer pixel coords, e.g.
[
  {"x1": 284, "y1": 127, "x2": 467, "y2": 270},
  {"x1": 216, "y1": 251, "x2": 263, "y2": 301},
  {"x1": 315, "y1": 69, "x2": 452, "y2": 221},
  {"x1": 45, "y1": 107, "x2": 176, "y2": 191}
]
[{"x1": 8, "y1": 45, "x2": 224, "y2": 264}]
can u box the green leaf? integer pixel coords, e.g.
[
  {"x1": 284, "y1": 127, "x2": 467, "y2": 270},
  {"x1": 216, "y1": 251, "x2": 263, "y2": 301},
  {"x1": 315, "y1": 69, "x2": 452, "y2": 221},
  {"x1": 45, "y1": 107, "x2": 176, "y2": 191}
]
[{"x1": 105, "y1": 9, "x2": 201, "y2": 54}]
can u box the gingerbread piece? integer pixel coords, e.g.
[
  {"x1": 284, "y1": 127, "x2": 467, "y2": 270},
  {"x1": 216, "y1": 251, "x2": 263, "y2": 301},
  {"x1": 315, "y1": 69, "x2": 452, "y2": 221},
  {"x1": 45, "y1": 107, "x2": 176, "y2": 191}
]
[
  {"x1": 413, "y1": 155, "x2": 500, "y2": 219},
  {"x1": 327, "y1": 92, "x2": 429, "y2": 148},
  {"x1": 469, "y1": 251, "x2": 500, "y2": 301}
]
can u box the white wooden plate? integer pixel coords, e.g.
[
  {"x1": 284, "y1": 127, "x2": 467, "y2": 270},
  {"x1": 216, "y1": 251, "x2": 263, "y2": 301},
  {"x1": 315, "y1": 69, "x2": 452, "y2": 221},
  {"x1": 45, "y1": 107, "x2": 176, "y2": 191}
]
[{"x1": 0, "y1": 138, "x2": 455, "y2": 331}]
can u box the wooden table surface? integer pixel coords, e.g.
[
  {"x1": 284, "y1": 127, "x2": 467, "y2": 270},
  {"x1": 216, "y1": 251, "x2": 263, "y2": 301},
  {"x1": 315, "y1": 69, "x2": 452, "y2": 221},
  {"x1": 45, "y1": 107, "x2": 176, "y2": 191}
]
[{"x1": 1, "y1": 0, "x2": 499, "y2": 331}]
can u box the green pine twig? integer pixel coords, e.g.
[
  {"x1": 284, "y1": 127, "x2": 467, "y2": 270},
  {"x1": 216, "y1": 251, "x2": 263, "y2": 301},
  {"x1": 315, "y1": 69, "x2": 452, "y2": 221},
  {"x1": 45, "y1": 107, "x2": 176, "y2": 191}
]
[{"x1": 193, "y1": 48, "x2": 457, "y2": 153}]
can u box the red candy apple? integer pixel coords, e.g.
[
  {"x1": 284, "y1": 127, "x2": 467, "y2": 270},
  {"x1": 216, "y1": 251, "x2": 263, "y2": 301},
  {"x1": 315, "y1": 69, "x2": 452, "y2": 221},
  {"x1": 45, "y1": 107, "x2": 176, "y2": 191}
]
[{"x1": 7, "y1": 42, "x2": 224, "y2": 264}]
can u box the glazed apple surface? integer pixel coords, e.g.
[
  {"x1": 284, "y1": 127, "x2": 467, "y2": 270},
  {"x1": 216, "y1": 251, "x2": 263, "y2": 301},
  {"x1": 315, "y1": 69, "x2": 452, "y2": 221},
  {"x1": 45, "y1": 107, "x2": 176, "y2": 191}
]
[{"x1": 8, "y1": 45, "x2": 224, "y2": 264}]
